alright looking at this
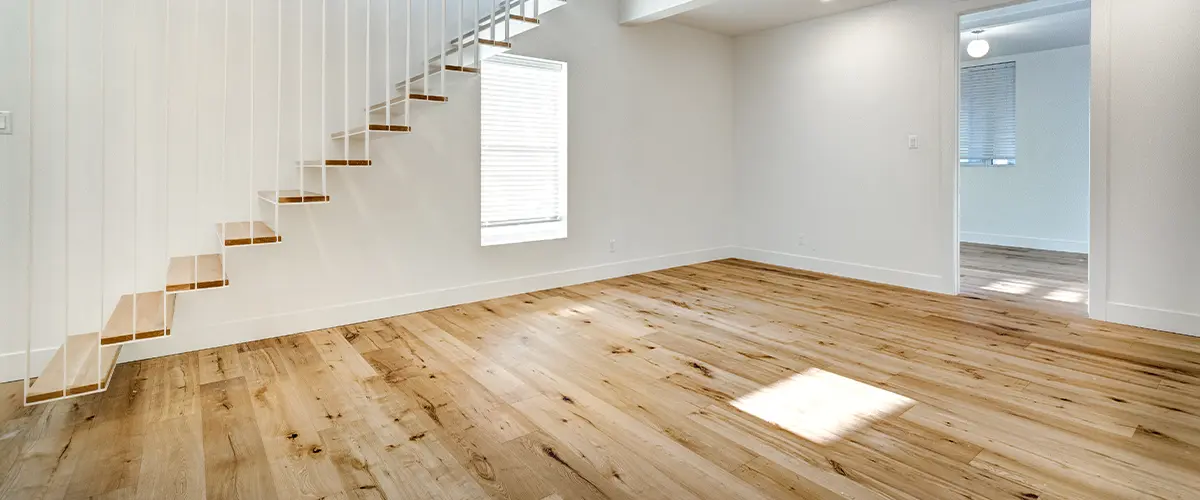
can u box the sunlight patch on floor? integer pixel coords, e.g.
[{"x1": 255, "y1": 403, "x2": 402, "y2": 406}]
[
  {"x1": 981, "y1": 279, "x2": 1036, "y2": 295},
  {"x1": 1043, "y1": 289, "x2": 1084, "y2": 303},
  {"x1": 731, "y1": 368, "x2": 915, "y2": 445}
]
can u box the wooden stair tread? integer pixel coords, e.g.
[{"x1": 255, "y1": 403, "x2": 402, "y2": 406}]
[
  {"x1": 408, "y1": 93, "x2": 449, "y2": 102},
  {"x1": 219, "y1": 221, "x2": 281, "y2": 246},
  {"x1": 259, "y1": 190, "x2": 331, "y2": 204},
  {"x1": 331, "y1": 124, "x2": 411, "y2": 139},
  {"x1": 26, "y1": 333, "x2": 121, "y2": 404},
  {"x1": 167, "y1": 254, "x2": 228, "y2": 292},
  {"x1": 101, "y1": 291, "x2": 176, "y2": 345},
  {"x1": 301, "y1": 159, "x2": 372, "y2": 167}
]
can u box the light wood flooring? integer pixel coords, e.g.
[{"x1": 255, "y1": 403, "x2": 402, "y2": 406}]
[
  {"x1": 3, "y1": 259, "x2": 1199, "y2": 499},
  {"x1": 961, "y1": 242, "x2": 1089, "y2": 317}
]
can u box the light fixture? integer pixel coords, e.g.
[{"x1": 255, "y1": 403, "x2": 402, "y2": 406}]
[{"x1": 967, "y1": 30, "x2": 990, "y2": 58}]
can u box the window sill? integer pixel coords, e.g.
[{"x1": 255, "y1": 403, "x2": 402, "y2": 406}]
[{"x1": 481, "y1": 220, "x2": 567, "y2": 247}]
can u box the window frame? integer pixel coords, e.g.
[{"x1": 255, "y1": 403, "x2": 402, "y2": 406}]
[
  {"x1": 480, "y1": 54, "x2": 569, "y2": 247},
  {"x1": 960, "y1": 61, "x2": 1017, "y2": 167}
]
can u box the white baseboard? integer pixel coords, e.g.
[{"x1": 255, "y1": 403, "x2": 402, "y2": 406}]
[
  {"x1": 734, "y1": 247, "x2": 949, "y2": 295},
  {"x1": 114, "y1": 246, "x2": 738, "y2": 365},
  {"x1": 961, "y1": 232, "x2": 1088, "y2": 254},
  {"x1": 1107, "y1": 302, "x2": 1200, "y2": 338},
  {"x1": 0, "y1": 347, "x2": 58, "y2": 386}
]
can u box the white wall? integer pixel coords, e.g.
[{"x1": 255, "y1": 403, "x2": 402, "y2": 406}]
[
  {"x1": 1096, "y1": 0, "x2": 1200, "y2": 335},
  {"x1": 732, "y1": 0, "x2": 1200, "y2": 336},
  {"x1": 960, "y1": 44, "x2": 1091, "y2": 254},
  {"x1": 733, "y1": 0, "x2": 972, "y2": 293},
  {"x1": 1, "y1": 0, "x2": 736, "y2": 379}
]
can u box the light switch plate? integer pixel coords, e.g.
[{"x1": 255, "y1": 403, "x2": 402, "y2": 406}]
[
  {"x1": 0, "y1": 111, "x2": 11, "y2": 135},
  {"x1": 907, "y1": 134, "x2": 918, "y2": 149}
]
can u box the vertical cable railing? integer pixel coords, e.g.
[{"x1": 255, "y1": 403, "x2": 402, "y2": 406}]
[
  {"x1": 97, "y1": 0, "x2": 107, "y2": 385},
  {"x1": 385, "y1": 0, "x2": 392, "y2": 127},
  {"x1": 423, "y1": 0, "x2": 429, "y2": 97},
  {"x1": 63, "y1": 0, "x2": 71, "y2": 388},
  {"x1": 457, "y1": 0, "x2": 463, "y2": 70},
  {"x1": 249, "y1": 0, "x2": 257, "y2": 246},
  {"x1": 274, "y1": 0, "x2": 282, "y2": 222},
  {"x1": 193, "y1": 0, "x2": 201, "y2": 286},
  {"x1": 299, "y1": 0, "x2": 306, "y2": 199},
  {"x1": 321, "y1": 0, "x2": 328, "y2": 194},
  {"x1": 163, "y1": 0, "x2": 173, "y2": 327},
  {"x1": 132, "y1": 0, "x2": 140, "y2": 348},
  {"x1": 404, "y1": 0, "x2": 411, "y2": 125},
  {"x1": 439, "y1": 0, "x2": 445, "y2": 95},
  {"x1": 364, "y1": 0, "x2": 371, "y2": 159},
  {"x1": 343, "y1": 0, "x2": 349, "y2": 161},
  {"x1": 473, "y1": 0, "x2": 479, "y2": 69},
  {"x1": 24, "y1": 0, "x2": 34, "y2": 402},
  {"x1": 220, "y1": 0, "x2": 230, "y2": 278}
]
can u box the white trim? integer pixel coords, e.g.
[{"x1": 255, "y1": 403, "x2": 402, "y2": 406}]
[
  {"x1": 1087, "y1": 0, "x2": 1110, "y2": 320},
  {"x1": 960, "y1": 232, "x2": 1088, "y2": 254},
  {"x1": 950, "y1": 0, "x2": 1109, "y2": 320},
  {"x1": 1107, "y1": 303, "x2": 1200, "y2": 338},
  {"x1": 1, "y1": 347, "x2": 57, "y2": 384},
  {"x1": 735, "y1": 247, "x2": 948, "y2": 295},
  {"x1": 118, "y1": 247, "x2": 737, "y2": 362}
]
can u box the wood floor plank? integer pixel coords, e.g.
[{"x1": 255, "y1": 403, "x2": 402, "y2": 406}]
[
  {"x1": 136, "y1": 414, "x2": 206, "y2": 500},
  {"x1": 201, "y1": 377, "x2": 279, "y2": 500},
  {"x1": 4, "y1": 259, "x2": 1199, "y2": 499}
]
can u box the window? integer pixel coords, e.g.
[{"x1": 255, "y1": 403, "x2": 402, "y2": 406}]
[
  {"x1": 481, "y1": 54, "x2": 568, "y2": 246},
  {"x1": 960, "y1": 61, "x2": 1016, "y2": 166}
]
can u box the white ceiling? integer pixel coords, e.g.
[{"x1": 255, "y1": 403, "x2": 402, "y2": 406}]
[
  {"x1": 961, "y1": 0, "x2": 1091, "y2": 60},
  {"x1": 669, "y1": 0, "x2": 894, "y2": 36}
]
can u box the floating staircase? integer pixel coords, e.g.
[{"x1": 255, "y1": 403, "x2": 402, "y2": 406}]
[{"x1": 23, "y1": 0, "x2": 568, "y2": 406}]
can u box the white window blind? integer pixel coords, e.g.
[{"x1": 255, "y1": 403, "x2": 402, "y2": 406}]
[
  {"x1": 960, "y1": 61, "x2": 1017, "y2": 166},
  {"x1": 481, "y1": 54, "x2": 568, "y2": 246}
]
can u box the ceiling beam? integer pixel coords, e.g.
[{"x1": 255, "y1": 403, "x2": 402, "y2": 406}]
[{"x1": 619, "y1": 0, "x2": 721, "y2": 25}]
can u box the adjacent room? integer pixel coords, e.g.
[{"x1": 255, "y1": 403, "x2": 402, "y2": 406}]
[
  {"x1": 958, "y1": 0, "x2": 1092, "y2": 317},
  {"x1": 2, "y1": 0, "x2": 1198, "y2": 499}
]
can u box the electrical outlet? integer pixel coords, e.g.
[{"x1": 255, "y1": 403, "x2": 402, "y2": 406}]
[
  {"x1": 609, "y1": 239, "x2": 616, "y2": 253},
  {"x1": 797, "y1": 234, "x2": 806, "y2": 247}
]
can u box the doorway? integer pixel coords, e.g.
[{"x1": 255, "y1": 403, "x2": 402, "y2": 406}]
[{"x1": 957, "y1": 0, "x2": 1092, "y2": 317}]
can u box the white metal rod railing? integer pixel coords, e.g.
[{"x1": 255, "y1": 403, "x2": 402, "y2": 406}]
[
  {"x1": 249, "y1": 0, "x2": 256, "y2": 244},
  {"x1": 504, "y1": 0, "x2": 510, "y2": 41},
  {"x1": 98, "y1": 0, "x2": 107, "y2": 384},
  {"x1": 474, "y1": 0, "x2": 479, "y2": 69},
  {"x1": 343, "y1": 0, "x2": 349, "y2": 161},
  {"x1": 63, "y1": 0, "x2": 71, "y2": 389},
  {"x1": 457, "y1": 0, "x2": 463, "y2": 69},
  {"x1": 163, "y1": 0, "x2": 172, "y2": 323},
  {"x1": 427, "y1": 0, "x2": 432, "y2": 94},
  {"x1": 321, "y1": 0, "x2": 328, "y2": 194},
  {"x1": 24, "y1": 0, "x2": 34, "y2": 401},
  {"x1": 132, "y1": 0, "x2": 140, "y2": 342},
  {"x1": 386, "y1": 0, "x2": 392, "y2": 126},
  {"x1": 275, "y1": 0, "x2": 282, "y2": 224},
  {"x1": 221, "y1": 0, "x2": 230, "y2": 277},
  {"x1": 405, "y1": 0, "x2": 411, "y2": 125},
  {"x1": 439, "y1": 0, "x2": 445, "y2": 94},
  {"x1": 300, "y1": 0, "x2": 306, "y2": 200},
  {"x1": 194, "y1": 0, "x2": 201, "y2": 285},
  {"x1": 364, "y1": 0, "x2": 371, "y2": 159},
  {"x1": 490, "y1": 0, "x2": 496, "y2": 43}
]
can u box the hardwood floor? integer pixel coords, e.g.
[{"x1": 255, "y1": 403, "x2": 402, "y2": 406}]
[
  {"x1": 961, "y1": 242, "x2": 1089, "y2": 317},
  {"x1": 3, "y1": 259, "x2": 1199, "y2": 499}
]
